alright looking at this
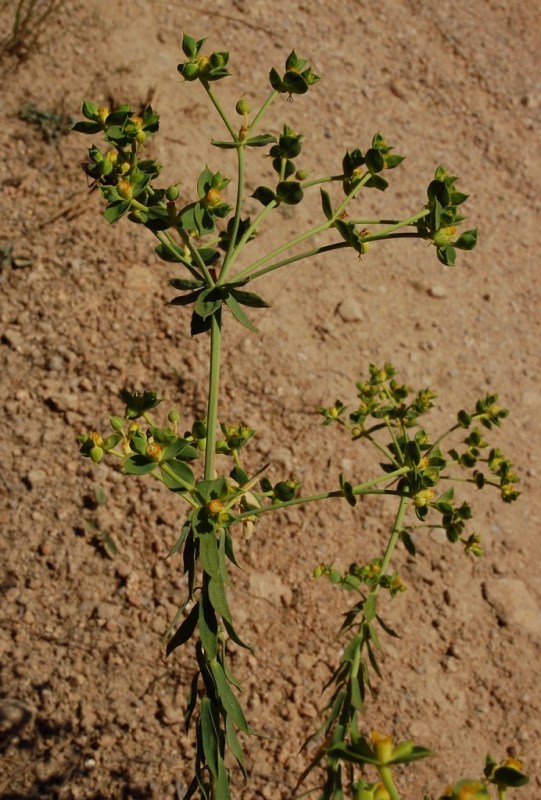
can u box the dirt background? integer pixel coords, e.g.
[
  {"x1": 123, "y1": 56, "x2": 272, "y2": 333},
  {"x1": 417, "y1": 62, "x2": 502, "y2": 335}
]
[{"x1": 1, "y1": 1, "x2": 541, "y2": 798}]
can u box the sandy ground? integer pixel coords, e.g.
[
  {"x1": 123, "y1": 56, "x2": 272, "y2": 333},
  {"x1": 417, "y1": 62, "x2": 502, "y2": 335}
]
[{"x1": 1, "y1": 1, "x2": 541, "y2": 798}]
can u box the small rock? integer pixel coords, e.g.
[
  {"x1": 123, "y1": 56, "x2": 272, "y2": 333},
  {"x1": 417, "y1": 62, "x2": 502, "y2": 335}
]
[
  {"x1": 427, "y1": 285, "x2": 448, "y2": 298},
  {"x1": 0, "y1": 699, "x2": 34, "y2": 735},
  {"x1": 25, "y1": 469, "x2": 47, "y2": 489},
  {"x1": 248, "y1": 570, "x2": 293, "y2": 606},
  {"x1": 123, "y1": 264, "x2": 155, "y2": 292},
  {"x1": 96, "y1": 602, "x2": 117, "y2": 620},
  {"x1": 2, "y1": 328, "x2": 24, "y2": 350},
  {"x1": 389, "y1": 78, "x2": 408, "y2": 99},
  {"x1": 482, "y1": 578, "x2": 541, "y2": 638},
  {"x1": 336, "y1": 297, "x2": 364, "y2": 323}
]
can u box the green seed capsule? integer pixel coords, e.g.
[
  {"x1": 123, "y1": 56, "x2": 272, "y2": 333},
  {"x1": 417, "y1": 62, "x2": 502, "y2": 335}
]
[
  {"x1": 182, "y1": 62, "x2": 200, "y2": 81},
  {"x1": 166, "y1": 184, "x2": 180, "y2": 201},
  {"x1": 235, "y1": 97, "x2": 251, "y2": 116},
  {"x1": 90, "y1": 445, "x2": 104, "y2": 464}
]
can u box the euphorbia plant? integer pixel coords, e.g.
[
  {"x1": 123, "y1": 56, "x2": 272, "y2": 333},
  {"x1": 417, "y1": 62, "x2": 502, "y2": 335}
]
[{"x1": 75, "y1": 34, "x2": 527, "y2": 800}]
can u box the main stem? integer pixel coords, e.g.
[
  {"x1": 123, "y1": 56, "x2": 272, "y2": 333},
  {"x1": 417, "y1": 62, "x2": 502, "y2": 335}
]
[
  {"x1": 378, "y1": 765, "x2": 400, "y2": 800},
  {"x1": 380, "y1": 494, "x2": 408, "y2": 577},
  {"x1": 204, "y1": 313, "x2": 222, "y2": 481}
]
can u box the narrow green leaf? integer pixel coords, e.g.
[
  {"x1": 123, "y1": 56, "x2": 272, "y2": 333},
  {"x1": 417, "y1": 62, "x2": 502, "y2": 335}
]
[
  {"x1": 199, "y1": 697, "x2": 219, "y2": 779},
  {"x1": 209, "y1": 660, "x2": 249, "y2": 733},
  {"x1": 349, "y1": 673, "x2": 363, "y2": 711},
  {"x1": 400, "y1": 530, "x2": 417, "y2": 556},
  {"x1": 225, "y1": 715, "x2": 248, "y2": 779},
  {"x1": 185, "y1": 671, "x2": 199, "y2": 733},
  {"x1": 211, "y1": 139, "x2": 241, "y2": 149},
  {"x1": 222, "y1": 617, "x2": 254, "y2": 653},
  {"x1": 366, "y1": 641, "x2": 382, "y2": 677},
  {"x1": 72, "y1": 120, "x2": 102, "y2": 134},
  {"x1": 225, "y1": 294, "x2": 258, "y2": 332},
  {"x1": 167, "y1": 520, "x2": 191, "y2": 558},
  {"x1": 169, "y1": 277, "x2": 204, "y2": 289},
  {"x1": 229, "y1": 289, "x2": 270, "y2": 308},
  {"x1": 208, "y1": 576, "x2": 232, "y2": 623},
  {"x1": 166, "y1": 602, "x2": 199, "y2": 656},
  {"x1": 245, "y1": 133, "x2": 276, "y2": 147},
  {"x1": 216, "y1": 755, "x2": 231, "y2": 799},
  {"x1": 199, "y1": 593, "x2": 218, "y2": 660},
  {"x1": 376, "y1": 614, "x2": 400, "y2": 638},
  {"x1": 320, "y1": 188, "x2": 333, "y2": 220},
  {"x1": 363, "y1": 592, "x2": 377, "y2": 623},
  {"x1": 339, "y1": 473, "x2": 357, "y2": 507},
  {"x1": 199, "y1": 533, "x2": 221, "y2": 580}
]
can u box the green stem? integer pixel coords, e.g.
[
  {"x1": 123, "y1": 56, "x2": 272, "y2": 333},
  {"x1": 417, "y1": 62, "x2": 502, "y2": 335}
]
[
  {"x1": 159, "y1": 463, "x2": 198, "y2": 506},
  {"x1": 359, "y1": 209, "x2": 429, "y2": 243},
  {"x1": 178, "y1": 229, "x2": 215, "y2": 287},
  {"x1": 377, "y1": 765, "x2": 400, "y2": 800},
  {"x1": 235, "y1": 466, "x2": 410, "y2": 522},
  {"x1": 219, "y1": 145, "x2": 245, "y2": 284},
  {"x1": 234, "y1": 172, "x2": 374, "y2": 283},
  {"x1": 219, "y1": 199, "x2": 278, "y2": 278},
  {"x1": 202, "y1": 81, "x2": 237, "y2": 140},
  {"x1": 234, "y1": 216, "x2": 332, "y2": 283},
  {"x1": 204, "y1": 312, "x2": 222, "y2": 480},
  {"x1": 380, "y1": 494, "x2": 409, "y2": 577},
  {"x1": 249, "y1": 89, "x2": 279, "y2": 132},
  {"x1": 364, "y1": 432, "x2": 400, "y2": 468},
  {"x1": 245, "y1": 241, "x2": 350, "y2": 283},
  {"x1": 432, "y1": 422, "x2": 461, "y2": 449},
  {"x1": 299, "y1": 174, "x2": 342, "y2": 190}
]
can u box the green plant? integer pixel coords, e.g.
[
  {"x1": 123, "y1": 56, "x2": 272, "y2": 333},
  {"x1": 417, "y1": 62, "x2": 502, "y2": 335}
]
[
  {"x1": 0, "y1": 0, "x2": 64, "y2": 61},
  {"x1": 74, "y1": 34, "x2": 526, "y2": 800},
  {"x1": 18, "y1": 101, "x2": 73, "y2": 143}
]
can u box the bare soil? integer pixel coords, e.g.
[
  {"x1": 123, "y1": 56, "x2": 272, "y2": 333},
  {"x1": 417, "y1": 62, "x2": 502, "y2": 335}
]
[{"x1": 1, "y1": 1, "x2": 541, "y2": 798}]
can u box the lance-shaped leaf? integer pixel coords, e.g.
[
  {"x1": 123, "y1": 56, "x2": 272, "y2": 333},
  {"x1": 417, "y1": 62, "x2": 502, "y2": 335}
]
[
  {"x1": 209, "y1": 659, "x2": 249, "y2": 734},
  {"x1": 166, "y1": 601, "x2": 199, "y2": 656},
  {"x1": 225, "y1": 293, "x2": 258, "y2": 332},
  {"x1": 320, "y1": 188, "x2": 333, "y2": 220},
  {"x1": 199, "y1": 697, "x2": 219, "y2": 779},
  {"x1": 229, "y1": 288, "x2": 270, "y2": 309}
]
